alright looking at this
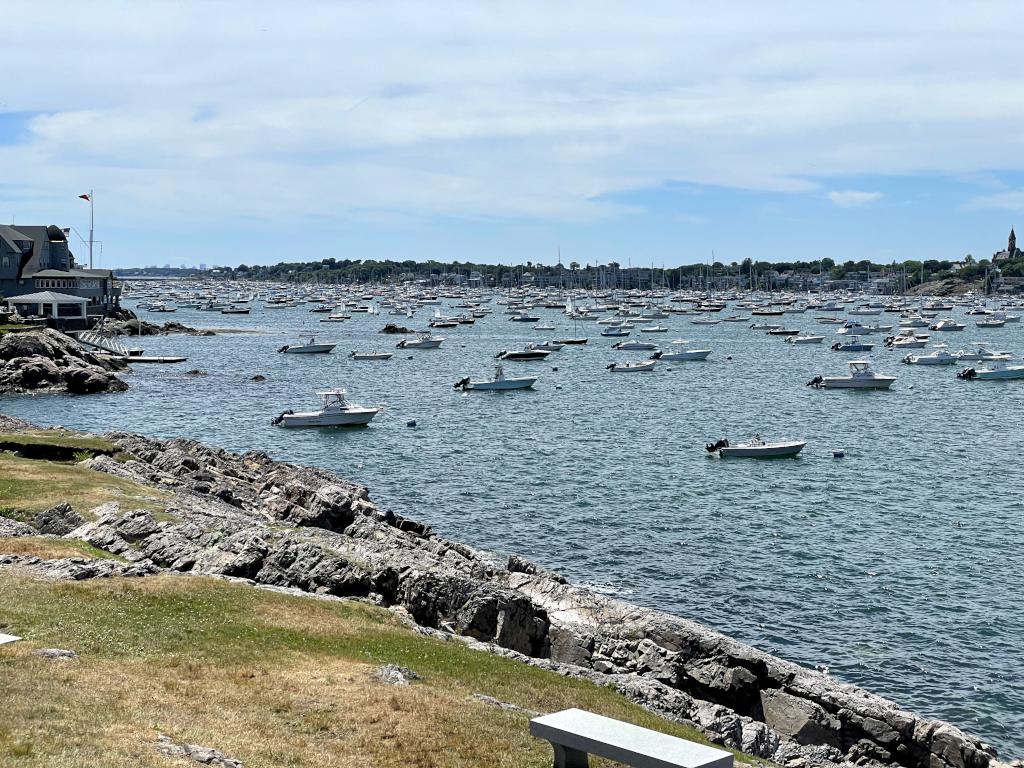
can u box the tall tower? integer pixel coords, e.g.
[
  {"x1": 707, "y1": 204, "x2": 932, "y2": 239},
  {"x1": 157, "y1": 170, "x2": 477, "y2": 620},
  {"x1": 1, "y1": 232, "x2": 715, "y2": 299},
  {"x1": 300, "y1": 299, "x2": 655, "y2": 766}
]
[{"x1": 1010, "y1": 227, "x2": 1017, "y2": 256}]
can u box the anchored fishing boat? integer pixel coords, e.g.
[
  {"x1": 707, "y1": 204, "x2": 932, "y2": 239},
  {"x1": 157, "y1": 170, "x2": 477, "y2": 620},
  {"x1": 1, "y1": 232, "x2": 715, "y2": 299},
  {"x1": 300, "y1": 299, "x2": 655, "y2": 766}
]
[
  {"x1": 705, "y1": 436, "x2": 806, "y2": 458},
  {"x1": 271, "y1": 390, "x2": 380, "y2": 427}
]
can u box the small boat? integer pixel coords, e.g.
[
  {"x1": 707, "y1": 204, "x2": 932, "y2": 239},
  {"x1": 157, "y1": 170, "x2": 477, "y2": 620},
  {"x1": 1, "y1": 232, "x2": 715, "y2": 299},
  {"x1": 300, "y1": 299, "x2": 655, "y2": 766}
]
[
  {"x1": 902, "y1": 346, "x2": 958, "y2": 365},
  {"x1": 271, "y1": 390, "x2": 380, "y2": 427},
  {"x1": 278, "y1": 338, "x2": 336, "y2": 354},
  {"x1": 807, "y1": 360, "x2": 896, "y2": 389},
  {"x1": 639, "y1": 325, "x2": 670, "y2": 333},
  {"x1": 767, "y1": 328, "x2": 801, "y2": 336},
  {"x1": 600, "y1": 326, "x2": 631, "y2": 337},
  {"x1": 929, "y1": 319, "x2": 965, "y2": 332},
  {"x1": 953, "y1": 343, "x2": 1012, "y2": 362},
  {"x1": 785, "y1": 334, "x2": 824, "y2": 344},
  {"x1": 690, "y1": 316, "x2": 721, "y2": 325},
  {"x1": 320, "y1": 313, "x2": 351, "y2": 322},
  {"x1": 529, "y1": 341, "x2": 565, "y2": 351},
  {"x1": 496, "y1": 347, "x2": 550, "y2": 361},
  {"x1": 221, "y1": 307, "x2": 250, "y2": 315},
  {"x1": 705, "y1": 436, "x2": 806, "y2": 458},
  {"x1": 957, "y1": 360, "x2": 1024, "y2": 380},
  {"x1": 510, "y1": 313, "x2": 541, "y2": 322},
  {"x1": 454, "y1": 364, "x2": 536, "y2": 391},
  {"x1": 651, "y1": 340, "x2": 711, "y2": 361},
  {"x1": 533, "y1": 324, "x2": 556, "y2": 331},
  {"x1": 976, "y1": 318, "x2": 1006, "y2": 328},
  {"x1": 612, "y1": 340, "x2": 657, "y2": 351},
  {"x1": 831, "y1": 336, "x2": 874, "y2": 352},
  {"x1": 349, "y1": 351, "x2": 393, "y2": 360},
  {"x1": 722, "y1": 315, "x2": 749, "y2": 322},
  {"x1": 606, "y1": 360, "x2": 657, "y2": 373},
  {"x1": 553, "y1": 337, "x2": 588, "y2": 345},
  {"x1": 396, "y1": 333, "x2": 444, "y2": 349}
]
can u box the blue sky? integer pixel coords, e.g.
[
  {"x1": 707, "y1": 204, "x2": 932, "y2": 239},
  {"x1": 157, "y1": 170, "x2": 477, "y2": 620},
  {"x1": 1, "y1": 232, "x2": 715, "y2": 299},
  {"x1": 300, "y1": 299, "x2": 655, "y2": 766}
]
[{"x1": 1, "y1": 1, "x2": 1023, "y2": 269}]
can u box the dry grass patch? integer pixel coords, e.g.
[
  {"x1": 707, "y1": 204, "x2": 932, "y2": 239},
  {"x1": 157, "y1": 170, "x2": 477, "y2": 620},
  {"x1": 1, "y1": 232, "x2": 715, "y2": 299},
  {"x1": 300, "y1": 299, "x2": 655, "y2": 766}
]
[
  {"x1": 0, "y1": 453, "x2": 168, "y2": 521},
  {"x1": 0, "y1": 573, "x2": 761, "y2": 768},
  {"x1": 0, "y1": 536, "x2": 123, "y2": 561}
]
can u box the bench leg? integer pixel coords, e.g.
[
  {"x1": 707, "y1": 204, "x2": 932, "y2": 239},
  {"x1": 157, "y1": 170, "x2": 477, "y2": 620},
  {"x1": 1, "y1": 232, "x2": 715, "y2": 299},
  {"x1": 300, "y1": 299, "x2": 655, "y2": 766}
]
[{"x1": 551, "y1": 743, "x2": 589, "y2": 768}]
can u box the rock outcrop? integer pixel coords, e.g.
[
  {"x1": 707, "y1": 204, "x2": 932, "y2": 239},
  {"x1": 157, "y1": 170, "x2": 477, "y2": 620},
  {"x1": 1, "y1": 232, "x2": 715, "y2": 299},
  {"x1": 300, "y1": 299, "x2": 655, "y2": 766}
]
[
  {"x1": 1, "y1": 428, "x2": 1011, "y2": 768},
  {"x1": 103, "y1": 319, "x2": 213, "y2": 336},
  {"x1": 0, "y1": 329, "x2": 129, "y2": 394}
]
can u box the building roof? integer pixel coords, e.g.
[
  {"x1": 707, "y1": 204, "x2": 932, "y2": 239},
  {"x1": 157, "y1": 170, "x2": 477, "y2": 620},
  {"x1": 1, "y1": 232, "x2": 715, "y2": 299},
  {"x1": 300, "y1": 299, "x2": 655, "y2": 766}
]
[
  {"x1": 3, "y1": 290, "x2": 89, "y2": 304},
  {"x1": 0, "y1": 225, "x2": 31, "y2": 253},
  {"x1": 32, "y1": 269, "x2": 105, "y2": 278}
]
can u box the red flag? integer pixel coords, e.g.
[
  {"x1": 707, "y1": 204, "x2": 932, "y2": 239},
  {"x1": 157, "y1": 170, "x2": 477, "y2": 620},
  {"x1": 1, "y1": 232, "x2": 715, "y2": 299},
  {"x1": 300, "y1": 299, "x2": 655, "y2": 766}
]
[{"x1": 78, "y1": 194, "x2": 90, "y2": 201}]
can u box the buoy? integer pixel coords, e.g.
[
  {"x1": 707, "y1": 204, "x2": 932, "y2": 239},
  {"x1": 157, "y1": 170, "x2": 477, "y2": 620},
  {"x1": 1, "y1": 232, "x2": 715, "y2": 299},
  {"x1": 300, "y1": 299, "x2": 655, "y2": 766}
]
[
  {"x1": 406, "y1": 420, "x2": 417, "y2": 428},
  {"x1": 832, "y1": 449, "x2": 845, "y2": 458},
  {"x1": 552, "y1": 366, "x2": 558, "y2": 371}
]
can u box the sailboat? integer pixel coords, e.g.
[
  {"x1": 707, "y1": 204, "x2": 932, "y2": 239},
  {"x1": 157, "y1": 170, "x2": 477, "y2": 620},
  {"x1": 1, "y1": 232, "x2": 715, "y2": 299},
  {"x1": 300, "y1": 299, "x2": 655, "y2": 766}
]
[{"x1": 554, "y1": 296, "x2": 588, "y2": 344}]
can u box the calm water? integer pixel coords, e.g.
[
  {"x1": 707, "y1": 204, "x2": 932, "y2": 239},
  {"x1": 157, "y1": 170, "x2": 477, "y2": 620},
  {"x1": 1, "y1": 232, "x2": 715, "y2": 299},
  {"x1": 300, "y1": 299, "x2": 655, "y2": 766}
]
[{"x1": 3, "y1": 299, "x2": 1023, "y2": 756}]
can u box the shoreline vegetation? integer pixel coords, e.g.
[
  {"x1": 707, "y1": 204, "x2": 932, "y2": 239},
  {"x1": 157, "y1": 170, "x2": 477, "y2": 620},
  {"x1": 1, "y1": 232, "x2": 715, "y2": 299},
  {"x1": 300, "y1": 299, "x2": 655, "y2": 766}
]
[{"x1": 0, "y1": 416, "x2": 1011, "y2": 768}]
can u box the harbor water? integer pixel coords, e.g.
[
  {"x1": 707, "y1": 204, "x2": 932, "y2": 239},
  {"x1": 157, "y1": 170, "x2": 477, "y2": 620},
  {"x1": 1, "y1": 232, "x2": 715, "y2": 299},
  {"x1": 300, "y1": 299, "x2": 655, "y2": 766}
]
[{"x1": 3, "y1": 298, "x2": 1022, "y2": 756}]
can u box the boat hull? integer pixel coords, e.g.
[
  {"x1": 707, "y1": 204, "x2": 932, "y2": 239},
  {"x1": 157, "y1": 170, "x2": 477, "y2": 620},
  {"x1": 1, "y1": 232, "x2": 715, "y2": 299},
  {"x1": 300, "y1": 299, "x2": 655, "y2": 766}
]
[
  {"x1": 718, "y1": 441, "x2": 806, "y2": 457},
  {"x1": 465, "y1": 378, "x2": 536, "y2": 390},
  {"x1": 278, "y1": 408, "x2": 379, "y2": 427}
]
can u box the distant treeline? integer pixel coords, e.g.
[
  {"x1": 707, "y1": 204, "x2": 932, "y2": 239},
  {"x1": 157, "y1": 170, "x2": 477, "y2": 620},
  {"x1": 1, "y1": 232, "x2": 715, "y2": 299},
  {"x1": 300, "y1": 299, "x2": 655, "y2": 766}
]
[{"x1": 116, "y1": 254, "x2": 1018, "y2": 289}]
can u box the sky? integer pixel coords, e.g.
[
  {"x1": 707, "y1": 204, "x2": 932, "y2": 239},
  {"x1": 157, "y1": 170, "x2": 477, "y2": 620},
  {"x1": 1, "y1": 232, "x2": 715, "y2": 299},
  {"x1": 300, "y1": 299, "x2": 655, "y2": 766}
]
[{"x1": 2, "y1": 1, "x2": 1024, "y2": 269}]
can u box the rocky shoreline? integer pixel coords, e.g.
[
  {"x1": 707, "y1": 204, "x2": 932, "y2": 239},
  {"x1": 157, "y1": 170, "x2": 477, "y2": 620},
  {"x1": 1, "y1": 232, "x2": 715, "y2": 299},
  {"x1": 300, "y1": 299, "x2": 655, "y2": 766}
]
[
  {"x1": 0, "y1": 328, "x2": 129, "y2": 394},
  {"x1": 0, "y1": 422, "x2": 1012, "y2": 768}
]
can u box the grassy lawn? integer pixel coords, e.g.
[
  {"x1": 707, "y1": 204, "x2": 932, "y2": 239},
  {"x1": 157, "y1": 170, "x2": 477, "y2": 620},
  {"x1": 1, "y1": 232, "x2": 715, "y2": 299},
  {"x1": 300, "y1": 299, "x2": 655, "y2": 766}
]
[
  {"x1": 0, "y1": 573, "x2": 755, "y2": 768},
  {"x1": 0, "y1": 429, "x2": 117, "y2": 455},
  {"x1": 0, "y1": 454, "x2": 168, "y2": 522}
]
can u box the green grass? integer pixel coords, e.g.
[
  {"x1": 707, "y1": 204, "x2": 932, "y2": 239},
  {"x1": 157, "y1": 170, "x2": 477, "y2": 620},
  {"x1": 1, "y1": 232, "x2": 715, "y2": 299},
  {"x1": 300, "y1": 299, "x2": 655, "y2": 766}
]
[
  {"x1": 0, "y1": 430, "x2": 116, "y2": 454},
  {"x1": 0, "y1": 573, "x2": 761, "y2": 768},
  {"x1": 0, "y1": 453, "x2": 168, "y2": 521}
]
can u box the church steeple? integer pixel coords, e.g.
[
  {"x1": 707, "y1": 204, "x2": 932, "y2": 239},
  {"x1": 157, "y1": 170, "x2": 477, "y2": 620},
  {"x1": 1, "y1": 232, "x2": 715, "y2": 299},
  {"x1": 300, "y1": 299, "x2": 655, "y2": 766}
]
[{"x1": 1011, "y1": 227, "x2": 1017, "y2": 256}]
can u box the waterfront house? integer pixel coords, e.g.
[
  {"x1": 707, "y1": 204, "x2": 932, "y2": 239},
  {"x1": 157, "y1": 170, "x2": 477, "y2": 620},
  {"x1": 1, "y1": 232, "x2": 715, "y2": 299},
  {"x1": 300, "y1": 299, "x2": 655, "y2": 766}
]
[{"x1": 0, "y1": 224, "x2": 120, "y2": 317}]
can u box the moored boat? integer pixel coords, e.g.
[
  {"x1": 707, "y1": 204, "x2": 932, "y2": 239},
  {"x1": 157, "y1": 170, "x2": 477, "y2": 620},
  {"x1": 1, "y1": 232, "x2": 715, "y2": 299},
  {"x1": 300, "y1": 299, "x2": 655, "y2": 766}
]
[
  {"x1": 705, "y1": 436, "x2": 806, "y2": 458},
  {"x1": 271, "y1": 390, "x2": 380, "y2": 427}
]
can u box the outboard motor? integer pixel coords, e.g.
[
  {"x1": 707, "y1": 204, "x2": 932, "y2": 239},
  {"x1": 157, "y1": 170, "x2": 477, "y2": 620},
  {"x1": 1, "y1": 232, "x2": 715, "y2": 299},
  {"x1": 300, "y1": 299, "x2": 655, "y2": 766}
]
[
  {"x1": 495, "y1": 350, "x2": 507, "y2": 359},
  {"x1": 650, "y1": 351, "x2": 663, "y2": 360},
  {"x1": 270, "y1": 409, "x2": 294, "y2": 426},
  {"x1": 606, "y1": 363, "x2": 616, "y2": 371},
  {"x1": 396, "y1": 340, "x2": 406, "y2": 348},
  {"x1": 806, "y1": 375, "x2": 824, "y2": 387},
  {"x1": 453, "y1": 377, "x2": 471, "y2": 390},
  {"x1": 830, "y1": 342, "x2": 842, "y2": 351},
  {"x1": 277, "y1": 345, "x2": 289, "y2": 353},
  {"x1": 705, "y1": 438, "x2": 730, "y2": 453},
  {"x1": 957, "y1": 367, "x2": 977, "y2": 380}
]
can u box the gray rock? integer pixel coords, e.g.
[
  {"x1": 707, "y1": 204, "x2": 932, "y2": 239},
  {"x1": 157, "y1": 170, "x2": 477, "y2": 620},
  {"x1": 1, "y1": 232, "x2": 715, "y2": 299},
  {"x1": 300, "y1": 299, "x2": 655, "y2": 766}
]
[
  {"x1": 470, "y1": 693, "x2": 540, "y2": 716},
  {"x1": 760, "y1": 689, "x2": 842, "y2": 748},
  {"x1": 374, "y1": 664, "x2": 421, "y2": 685},
  {"x1": 154, "y1": 735, "x2": 242, "y2": 767},
  {"x1": 0, "y1": 517, "x2": 36, "y2": 536},
  {"x1": 33, "y1": 648, "x2": 78, "y2": 660},
  {"x1": 33, "y1": 502, "x2": 84, "y2": 536}
]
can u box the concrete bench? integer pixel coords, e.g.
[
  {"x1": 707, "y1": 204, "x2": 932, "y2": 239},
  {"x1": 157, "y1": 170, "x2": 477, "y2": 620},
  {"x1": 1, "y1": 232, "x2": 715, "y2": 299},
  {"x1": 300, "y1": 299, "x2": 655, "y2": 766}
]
[{"x1": 530, "y1": 708, "x2": 734, "y2": 768}]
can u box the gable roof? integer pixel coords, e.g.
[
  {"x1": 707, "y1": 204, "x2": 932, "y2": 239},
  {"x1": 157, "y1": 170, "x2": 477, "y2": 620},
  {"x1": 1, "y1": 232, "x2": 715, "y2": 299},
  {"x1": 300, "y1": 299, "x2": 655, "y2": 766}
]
[{"x1": 3, "y1": 290, "x2": 89, "y2": 304}]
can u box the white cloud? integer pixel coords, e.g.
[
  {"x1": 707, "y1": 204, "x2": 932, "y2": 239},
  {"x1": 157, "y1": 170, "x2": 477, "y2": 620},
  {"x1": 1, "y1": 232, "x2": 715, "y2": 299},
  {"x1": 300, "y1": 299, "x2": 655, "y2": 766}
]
[
  {"x1": 965, "y1": 191, "x2": 1024, "y2": 214},
  {"x1": 827, "y1": 190, "x2": 884, "y2": 208},
  {"x1": 1, "y1": 0, "x2": 1024, "y2": 255}
]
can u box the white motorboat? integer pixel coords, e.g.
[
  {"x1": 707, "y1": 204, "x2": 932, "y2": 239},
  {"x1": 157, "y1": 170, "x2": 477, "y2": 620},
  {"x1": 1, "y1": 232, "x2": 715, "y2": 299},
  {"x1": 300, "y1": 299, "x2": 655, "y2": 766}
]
[
  {"x1": 807, "y1": 360, "x2": 896, "y2": 389},
  {"x1": 600, "y1": 326, "x2": 631, "y2": 337},
  {"x1": 533, "y1": 324, "x2": 556, "y2": 331},
  {"x1": 606, "y1": 360, "x2": 657, "y2": 373},
  {"x1": 899, "y1": 315, "x2": 930, "y2": 328},
  {"x1": 705, "y1": 436, "x2": 806, "y2": 458},
  {"x1": 957, "y1": 360, "x2": 1024, "y2": 380},
  {"x1": 953, "y1": 343, "x2": 1012, "y2": 362},
  {"x1": 279, "y1": 338, "x2": 336, "y2": 354},
  {"x1": 976, "y1": 318, "x2": 1006, "y2": 328},
  {"x1": 453, "y1": 364, "x2": 537, "y2": 391},
  {"x1": 929, "y1": 319, "x2": 965, "y2": 332},
  {"x1": 784, "y1": 334, "x2": 824, "y2": 344},
  {"x1": 612, "y1": 340, "x2": 657, "y2": 351},
  {"x1": 271, "y1": 390, "x2": 380, "y2": 427},
  {"x1": 529, "y1": 341, "x2": 565, "y2": 352},
  {"x1": 902, "y1": 346, "x2": 958, "y2": 365},
  {"x1": 649, "y1": 342, "x2": 712, "y2": 361},
  {"x1": 396, "y1": 333, "x2": 444, "y2": 349},
  {"x1": 690, "y1": 316, "x2": 721, "y2": 325},
  {"x1": 497, "y1": 347, "x2": 550, "y2": 360},
  {"x1": 348, "y1": 351, "x2": 393, "y2": 360},
  {"x1": 888, "y1": 336, "x2": 927, "y2": 350},
  {"x1": 639, "y1": 325, "x2": 670, "y2": 333}
]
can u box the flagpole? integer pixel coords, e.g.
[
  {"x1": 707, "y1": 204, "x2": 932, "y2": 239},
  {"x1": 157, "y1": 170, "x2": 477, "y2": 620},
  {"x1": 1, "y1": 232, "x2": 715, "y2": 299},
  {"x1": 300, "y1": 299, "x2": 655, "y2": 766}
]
[{"x1": 89, "y1": 189, "x2": 94, "y2": 269}]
